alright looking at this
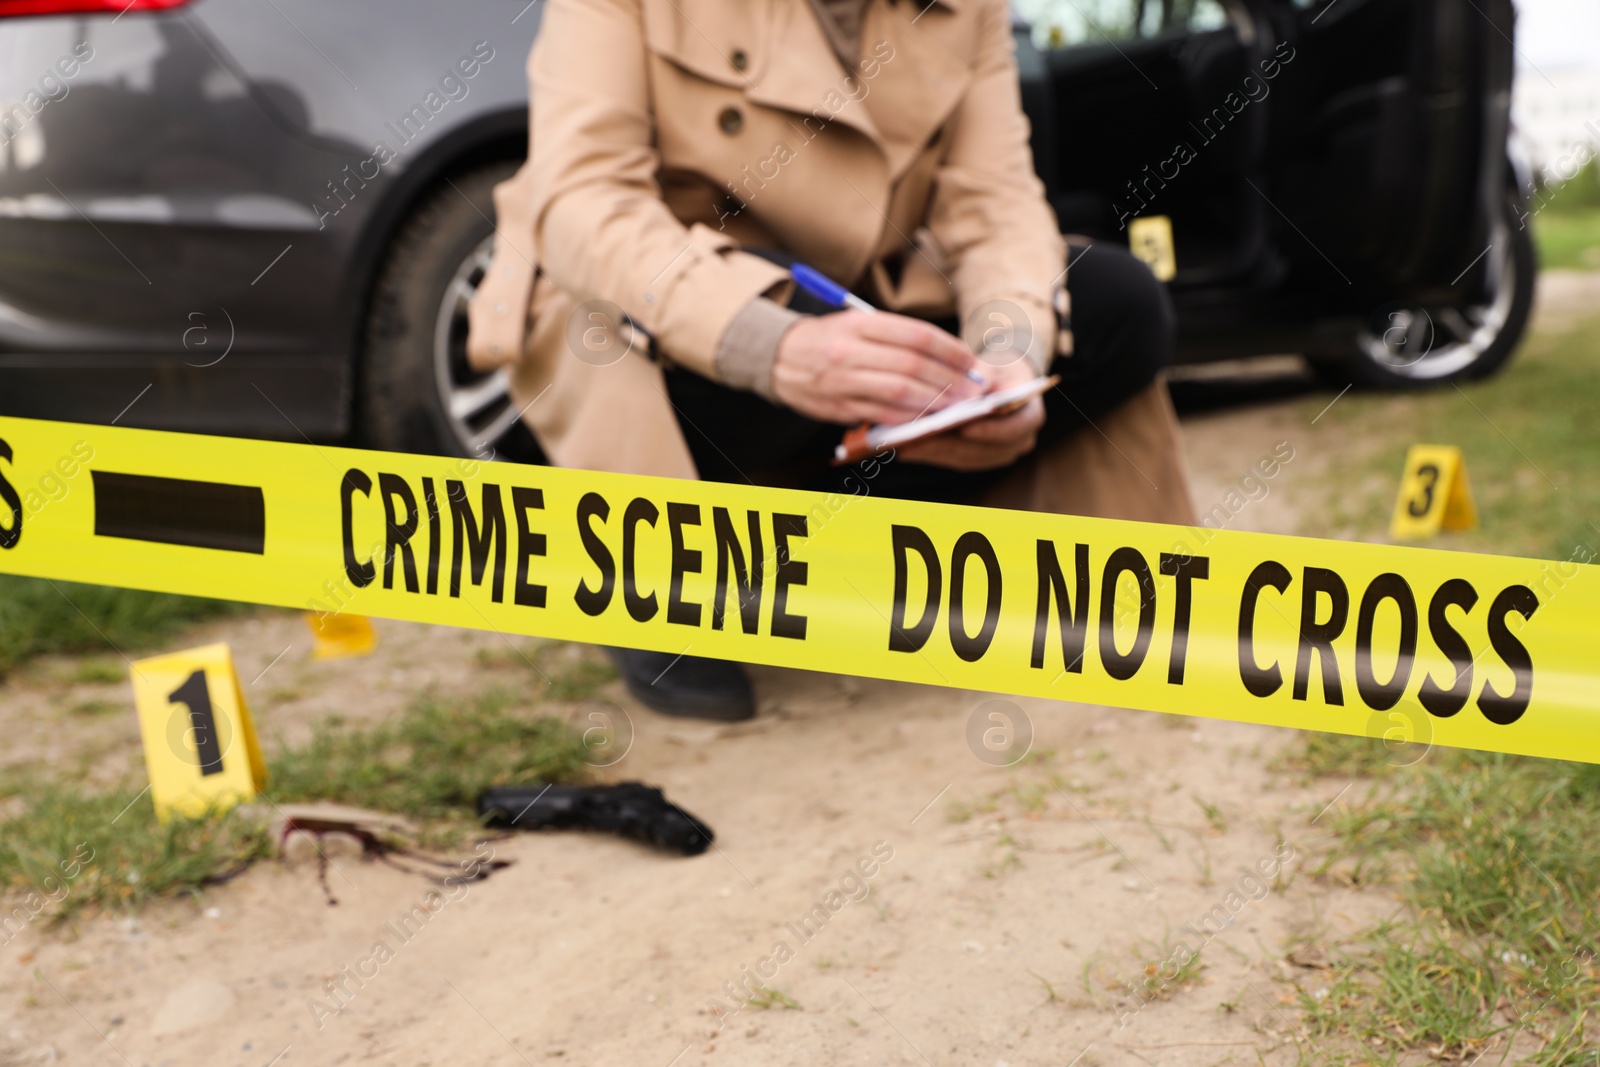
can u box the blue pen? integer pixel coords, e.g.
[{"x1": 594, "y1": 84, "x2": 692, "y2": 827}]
[{"x1": 790, "y1": 262, "x2": 987, "y2": 385}]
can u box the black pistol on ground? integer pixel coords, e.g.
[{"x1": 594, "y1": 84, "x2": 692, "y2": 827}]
[{"x1": 477, "y1": 782, "x2": 714, "y2": 856}]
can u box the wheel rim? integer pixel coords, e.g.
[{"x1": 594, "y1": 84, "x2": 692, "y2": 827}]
[
  {"x1": 432, "y1": 235, "x2": 523, "y2": 458},
  {"x1": 1355, "y1": 214, "x2": 1518, "y2": 381}
]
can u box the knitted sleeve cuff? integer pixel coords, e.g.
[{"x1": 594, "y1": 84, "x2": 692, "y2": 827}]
[{"x1": 713, "y1": 296, "x2": 805, "y2": 401}]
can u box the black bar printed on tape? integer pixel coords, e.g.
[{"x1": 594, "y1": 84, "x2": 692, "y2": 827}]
[
  {"x1": 334, "y1": 468, "x2": 1540, "y2": 727},
  {"x1": 91, "y1": 471, "x2": 266, "y2": 555}
]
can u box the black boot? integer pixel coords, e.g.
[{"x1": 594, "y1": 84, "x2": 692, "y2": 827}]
[{"x1": 605, "y1": 648, "x2": 756, "y2": 722}]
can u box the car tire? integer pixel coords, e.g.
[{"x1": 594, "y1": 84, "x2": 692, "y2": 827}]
[
  {"x1": 1312, "y1": 187, "x2": 1537, "y2": 390},
  {"x1": 359, "y1": 162, "x2": 543, "y2": 462}
]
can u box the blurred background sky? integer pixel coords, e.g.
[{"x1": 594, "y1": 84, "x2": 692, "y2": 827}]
[
  {"x1": 1509, "y1": 0, "x2": 1599, "y2": 184},
  {"x1": 1517, "y1": 0, "x2": 1600, "y2": 72}
]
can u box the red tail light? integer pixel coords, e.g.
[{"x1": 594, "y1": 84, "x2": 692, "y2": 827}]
[{"x1": 0, "y1": 0, "x2": 191, "y2": 16}]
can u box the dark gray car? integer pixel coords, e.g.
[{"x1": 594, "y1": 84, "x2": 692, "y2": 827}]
[{"x1": 0, "y1": 0, "x2": 1533, "y2": 462}]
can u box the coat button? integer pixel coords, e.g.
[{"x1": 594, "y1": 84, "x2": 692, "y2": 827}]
[
  {"x1": 730, "y1": 48, "x2": 748, "y2": 72},
  {"x1": 717, "y1": 106, "x2": 743, "y2": 135}
]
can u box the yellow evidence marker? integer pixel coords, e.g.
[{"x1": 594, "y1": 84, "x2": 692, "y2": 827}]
[
  {"x1": 304, "y1": 611, "x2": 378, "y2": 660},
  {"x1": 128, "y1": 642, "x2": 266, "y2": 821},
  {"x1": 1128, "y1": 215, "x2": 1177, "y2": 281},
  {"x1": 1390, "y1": 444, "x2": 1478, "y2": 542}
]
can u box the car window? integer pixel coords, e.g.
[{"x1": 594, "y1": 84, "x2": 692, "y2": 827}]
[{"x1": 1014, "y1": 0, "x2": 1230, "y2": 50}]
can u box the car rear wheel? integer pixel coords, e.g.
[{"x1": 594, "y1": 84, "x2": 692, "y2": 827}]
[
  {"x1": 1313, "y1": 187, "x2": 1537, "y2": 390},
  {"x1": 360, "y1": 162, "x2": 542, "y2": 462}
]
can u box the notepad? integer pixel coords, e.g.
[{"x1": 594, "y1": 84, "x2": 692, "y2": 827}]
[{"x1": 833, "y1": 375, "x2": 1059, "y2": 465}]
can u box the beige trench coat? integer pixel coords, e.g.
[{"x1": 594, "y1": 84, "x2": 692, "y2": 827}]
[{"x1": 468, "y1": 0, "x2": 1194, "y2": 523}]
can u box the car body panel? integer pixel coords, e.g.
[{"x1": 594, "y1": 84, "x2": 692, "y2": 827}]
[{"x1": 0, "y1": 0, "x2": 536, "y2": 436}]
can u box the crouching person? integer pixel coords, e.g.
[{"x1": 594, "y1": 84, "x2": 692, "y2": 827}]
[{"x1": 468, "y1": 0, "x2": 1197, "y2": 721}]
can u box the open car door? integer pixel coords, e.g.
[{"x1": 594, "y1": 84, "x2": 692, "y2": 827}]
[
  {"x1": 1015, "y1": 0, "x2": 1285, "y2": 289},
  {"x1": 1015, "y1": 0, "x2": 1531, "y2": 385},
  {"x1": 1264, "y1": 0, "x2": 1530, "y2": 385}
]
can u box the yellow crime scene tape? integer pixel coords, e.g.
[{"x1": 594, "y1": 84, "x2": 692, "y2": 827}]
[{"x1": 1, "y1": 415, "x2": 1594, "y2": 766}]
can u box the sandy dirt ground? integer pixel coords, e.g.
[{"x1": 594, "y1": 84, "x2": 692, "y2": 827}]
[{"x1": 1, "y1": 272, "x2": 1595, "y2": 1067}]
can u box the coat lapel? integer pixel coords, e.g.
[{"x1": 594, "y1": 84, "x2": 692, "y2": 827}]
[
  {"x1": 743, "y1": 0, "x2": 884, "y2": 144},
  {"x1": 860, "y1": 0, "x2": 972, "y2": 181},
  {"x1": 640, "y1": 0, "x2": 771, "y2": 87},
  {"x1": 652, "y1": 0, "x2": 975, "y2": 182}
]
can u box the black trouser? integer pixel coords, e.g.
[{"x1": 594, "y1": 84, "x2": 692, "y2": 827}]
[{"x1": 664, "y1": 240, "x2": 1175, "y2": 505}]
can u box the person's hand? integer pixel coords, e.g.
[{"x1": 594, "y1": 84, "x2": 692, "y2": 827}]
[
  {"x1": 770, "y1": 311, "x2": 985, "y2": 426},
  {"x1": 896, "y1": 357, "x2": 1046, "y2": 471}
]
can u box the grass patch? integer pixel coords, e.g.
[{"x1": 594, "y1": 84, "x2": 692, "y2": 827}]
[
  {"x1": 1275, "y1": 732, "x2": 1405, "y2": 781},
  {"x1": 1132, "y1": 935, "x2": 1206, "y2": 999},
  {"x1": 70, "y1": 659, "x2": 124, "y2": 685},
  {"x1": 0, "y1": 575, "x2": 249, "y2": 679},
  {"x1": 1291, "y1": 739, "x2": 1600, "y2": 1062},
  {"x1": 473, "y1": 639, "x2": 618, "y2": 701},
  {"x1": 1532, "y1": 206, "x2": 1600, "y2": 271},
  {"x1": 268, "y1": 688, "x2": 592, "y2": 825},
  {"x1": 1530, "y1": 163, "x2": 1600, "y2": 271},
  {"x1": 742, "y1": 986, "x2": 802, "y2": 1011},
  {"x1": 0, "y1": 776, "x2": 272, "y2": 923},
  {"x1": 0, "y1": 689, "x2": 591, "y2": 922},
  {"x1": 67, "y1": 698, "x2": 120, "y2": 718},
  {"x1": 1310, "y1": 311, "x2": 1600, "y2": 561},
  {"x1": 533, "y1": 645, "x2": 618, "y2": 702}
]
